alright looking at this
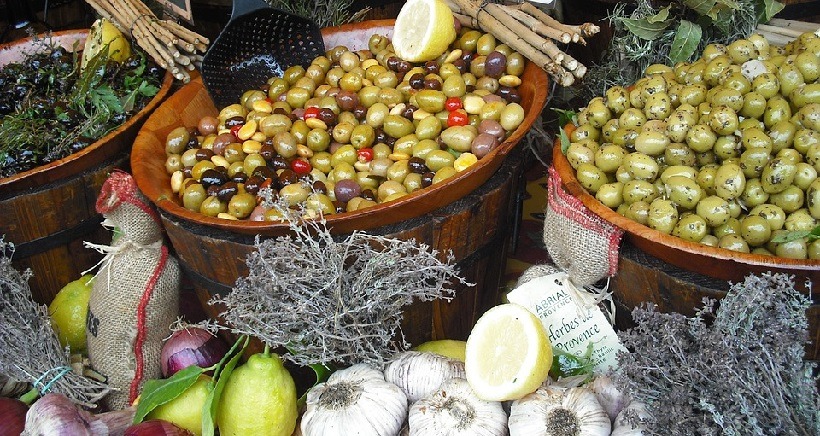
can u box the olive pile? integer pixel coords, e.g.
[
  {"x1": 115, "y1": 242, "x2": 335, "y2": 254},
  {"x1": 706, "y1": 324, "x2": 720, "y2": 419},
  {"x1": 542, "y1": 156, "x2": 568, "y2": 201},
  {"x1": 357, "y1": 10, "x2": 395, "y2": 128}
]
[
  {"x1": 567, "y1": 32, "x2": 820, "y2": 260},
  {"x1": 164, "y1": 28, "x2": 527, "y2": 222}
]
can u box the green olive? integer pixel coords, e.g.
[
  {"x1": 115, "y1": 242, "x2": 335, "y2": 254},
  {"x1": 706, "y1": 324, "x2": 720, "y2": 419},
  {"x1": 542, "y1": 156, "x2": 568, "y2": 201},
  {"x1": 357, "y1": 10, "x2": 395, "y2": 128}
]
[
  {"x1": 710, "y1": 87, "x2": 744, "y2": 112},
  {"x1": 415, "y1": 115, "x2": 443, "y2": 141},
  {"x1": 666, "y1": 112, "x2": 693, "y2": 143},
  {"x1": 740, "y1": 127, "x2": 773, "y2": 152},
  {"x1": 739, "y1": 214, "x2": 772, "y2": 247},
  {"x1": 696, "y1": 164, "x2": 719, "y2": 195},
  {"x1": 718, "y1": 234, "x2": 750, "y2": 253},
  {"x1": 165, "y1": 126, "x2": 190, "y2": 154},
  {"x1": 647, "y1": 198, "x2": 679, "y2": 234},
  {"x1": 739, "y1": 178, "x2": 770, "y2": 208},
  {"x1": 685, "y1": 123, "x2": 717, "y2": 153},
  {"x1": 723, "y1": 72, "x2": 751, "y2": 94},
  {"x1": 664, "y1": 142, "x2": 697, "y2": 167},
  {"x1": 386, "y1": 159, "x2": 410, "y2": 183},
  {"x1": 624, "y1": 201, "x2": 650, "y2": 225},
  {"x1": 750, "y1": 203, "x2": 787, "y2": 230},
  {"x1": 644, "y1": 92, "x2": 673, "y2": 120},
  {"x1": 797, "y1": 103, "x2": 820, "y2": 131},
  {"x1": 775, "y1": 237, "x2": 808, "y2": 259},
  {"x1": 619, "y1": 108, "x2": 647, "y2": 130},
  {"x1": 785, "y1": 208, "x2": 817, "y2": 232},
  {"x1": 590, "y1": 144, "x2": 624, "y2": 174},
  {"x1": 566, "y1": 142, "x2": 597, "y2": 169},
  {"x1": 790, "y1": 83, "x2": 820, "y2": 109},
  {"x1": 412, "y1": 138, "x2": 441, "y2": 159},
  {"x1": 778, "y1": 63, "x2": 806, "y2": 97},
  {"x1": 807, "y1": 178, "x2": 820, "y2": 219},
  {"x1": 183, "y1": 183, "x2": 207, "y2": 212},
  {"x1": 586, "y1": 97, "x2": 612, "y2": 128},
  {"x1": 199, "y1": 196, "x2": 226, "y2": 217},
  {"x1": 624, "y1": 152, "x2": 660, "y2": 181},
  {"x1": 740, "y1": 91, "x2": 767, "y2": 120},
  {"x1": 330, "y1": 144, "x2": 357, "y2": 167},
  {"x1": 596, "y1": 182, "x2": 624, "y2": 208},
  {"x1": 672, "y1": 213, "x2": 708, "y2": 242},
  {"x1": 665, "y1": 175, "x2": 703, "y2": 209},
  {"x1": 768, "y1": 120, "x2": 797, "y2": 153},
  {"x1": 764, "y1": 96, "x2": 792, "y2": 128},
  {"x1": 350, "y1": 124, "x2": 375, "y2": 149},
  {"x1": 415, "y1": 90, "x2": 447, "y2": 113},
  {"x1": 751, "y1": 72, "x2": 780, "y2": 99},
  {"x1": 794, "y1": 162, "x2": 818, "y2": 190},
  {"x1": 425, "y1": 149, "x2": 456, "y2": 171},
  {"x1": 708, "y1": 106, "x2": 739, "y2": 136},
  {"x1": 440, "y1": 126, "x2": 477, "y2": 152},
  {"x1": 500, "y1": 103, "x2": 525, "y2": 131},
  {"x1": 570, "y1": 123, "x2": 601, "y2": 143},
  {"x1": 714, "y1": 163, "x2": 746, "y2": 200},
  {"x1": 727, "y1": 38, "x2": 757, "y2": 63},
  {"x1": 479, "y1": 101, "x2": 506, "y2": 121},
  {"x1": 306, "y1": 128, "x2": 331, "y2": 152},
  {"x1": 740, "y1": 147, "x2": 771, "y2": 178},
  {"x1": 605, "y1": 86, "x2": 630, "y2": 115},
  {"x1": 576, "y1": 163, "x2": 609, "y2": 193},
  {"x1": 383, "y1": 114, "x2": 415, "y2": 139},
  {"x1": 703, "y1": 55, "x2": 732, "y2": 87},
  {"x1": 661, "y1": 165, "x2": 698, "y2": 183},
  {"x1": 795, "y1": 50, "x2": 820, "y2": 82},
  {"x1": 601, "y1": 119, "x2": 620, "y2": 143},
  {"x1": 432, "y1": 166, "x2": 457, "y2": 184},
  {"x1": 623, "y1": 179, "x2": 658, "y2": 204},
  {"x1": 311, "y1": 151, "x2": 332, "y2": 173},
  {"x1": 713, "y1": 135, "x2": 741, "y2": 161},
  {"x1": 770, "y1": 185, "x2": 805, "y2": 213},
  {"x1": 697, "y1": 195, "x2": 731, "y2": 227},
  {"x1": 761, "y1": 158, "x2": 797, "y2": 194}
]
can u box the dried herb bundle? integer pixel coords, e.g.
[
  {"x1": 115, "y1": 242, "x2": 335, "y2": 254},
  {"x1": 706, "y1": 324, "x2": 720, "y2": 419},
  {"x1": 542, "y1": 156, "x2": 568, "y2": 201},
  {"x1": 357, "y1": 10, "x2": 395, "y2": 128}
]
[
  {"x1": 211, "y1": 219, "x2": 469, "y2": 368},
  {"x1": 613, "y1": 273, "x2": 819, "y2": 435},
  {"x1": 0, "y1": 239, "x2": 110, "y2": 408},
  {"x1": 265, "y1": 0, "x2": 365, "y2": 29}
]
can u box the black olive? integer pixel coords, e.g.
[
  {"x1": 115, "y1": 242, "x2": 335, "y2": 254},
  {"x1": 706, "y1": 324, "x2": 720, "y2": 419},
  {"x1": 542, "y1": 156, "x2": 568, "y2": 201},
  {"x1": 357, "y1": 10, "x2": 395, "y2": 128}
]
[
  {"x1": 409, "y1": 73, "x2": 425, "y2": 90},
  {"x1": 424, "y1": 61, "x2": 439, "y2": 74},
  {"x1": 312, "y1": 180, "x2": 327, "y2": 194},
  {"x1": 252, "y1": 165, "x2": 276, "y2": 180},
  {"x1": 361, "y1": 189, "x2": 376, "y2": 201},
  {"x1": 217, "y1": 182, "x2": 239, "y2": 202},
  {"x1": 270, "y1": 155, "x2": 290, "y2": 170},
  {"x1": 70, "y1": 136, "x2": 95, "y2": 152},
  {"x1": 277, "y1": 168, "x2": 298, "y2": 186},
  {"x1": 200, "y1": 168, "x2": 228, "y2": 188},
  {"x1": 484, "y1": 51, "x2": 507, "y2": 79},
  {"x1": 244, "y1": 175, "x2": 265, "y2": 195},
  {"x1": 408, "y1": 157, "x2": 429, "y2": 174},
  {"x1": 421, "y1": 172, "x2": 435, "y2": 188}
]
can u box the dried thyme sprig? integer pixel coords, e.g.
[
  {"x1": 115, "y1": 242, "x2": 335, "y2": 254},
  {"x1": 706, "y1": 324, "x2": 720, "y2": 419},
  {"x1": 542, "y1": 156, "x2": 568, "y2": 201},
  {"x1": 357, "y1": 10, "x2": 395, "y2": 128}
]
[
  {"x1": 0, "y1": 238, "x2": 111, "y2": 408},
  {"x1": 613, "y1": 273, "x2": 819, "y2": 435},
  {"x1": 211, "y1": 218, "x2": 470, "y2": 368}
]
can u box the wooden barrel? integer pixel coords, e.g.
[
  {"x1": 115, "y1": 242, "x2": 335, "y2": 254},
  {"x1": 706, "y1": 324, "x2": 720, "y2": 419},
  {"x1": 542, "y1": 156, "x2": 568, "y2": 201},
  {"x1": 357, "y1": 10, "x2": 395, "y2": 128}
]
[
  {"x1": 552, "y1": 142, "x2": 820, "y2": 361},
  {"x1": 165, "y1": 146, "x2": 525, "y2": 346},
  {"x1": 0, "y1": 30, "x2": 173, "y2": 304}
]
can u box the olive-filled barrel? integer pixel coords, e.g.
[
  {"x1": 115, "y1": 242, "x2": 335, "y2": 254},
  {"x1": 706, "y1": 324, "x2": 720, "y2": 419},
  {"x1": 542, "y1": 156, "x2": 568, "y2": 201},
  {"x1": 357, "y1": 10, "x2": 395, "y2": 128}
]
[
  {"x1": 0, "y1": 30, "x2": 173, "y2": 305},
  {"x1": 131, "y1": 20, "x2": 549, "y2": 345}
]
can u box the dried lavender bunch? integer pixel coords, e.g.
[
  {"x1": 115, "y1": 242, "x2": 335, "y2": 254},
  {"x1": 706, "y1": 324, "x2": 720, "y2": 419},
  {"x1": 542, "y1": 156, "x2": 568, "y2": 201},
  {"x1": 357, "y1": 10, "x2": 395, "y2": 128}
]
[
  {"x1": 0, "y1": 238, "x2": 110, "y2": 408},
  {"x1": 613, "y1": 273, "x2": 819, "y2": 435},
  {"x1": 211, "y1": 218, "x2": 469, "y2": 368}
]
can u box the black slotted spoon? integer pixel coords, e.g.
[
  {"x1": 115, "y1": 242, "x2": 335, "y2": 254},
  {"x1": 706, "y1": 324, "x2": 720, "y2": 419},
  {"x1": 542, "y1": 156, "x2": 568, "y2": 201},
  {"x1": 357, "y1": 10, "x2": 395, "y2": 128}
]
[{"x1": 201, "y1": 0, "x2": 326, "y2": 108}]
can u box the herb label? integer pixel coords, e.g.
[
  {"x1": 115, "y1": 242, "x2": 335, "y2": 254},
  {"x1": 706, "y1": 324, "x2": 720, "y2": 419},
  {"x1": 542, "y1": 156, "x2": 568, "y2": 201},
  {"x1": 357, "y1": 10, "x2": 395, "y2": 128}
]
[{"x1": 508, "y1": 272, "x2": 626, "y2": 371}]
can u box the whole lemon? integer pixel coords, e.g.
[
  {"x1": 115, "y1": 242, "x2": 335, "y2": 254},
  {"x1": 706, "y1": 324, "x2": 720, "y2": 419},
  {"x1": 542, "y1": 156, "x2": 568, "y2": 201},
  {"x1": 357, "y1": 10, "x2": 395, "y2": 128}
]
[
  {"x1": 217, "y1": 352, "x2": 297, "y2": 436},
  {"x1": 414, "y1": 339, "x2": 467, "y2": 362},
  {"x1": 146, "y1": 375, "x2": 212, "y2": 436},
  {"x1": 48, "y1": 274, "x2": 94, "y2": 353},
  {"x1": 81, "y1": 18, "x2": 132, "y2": 69}
]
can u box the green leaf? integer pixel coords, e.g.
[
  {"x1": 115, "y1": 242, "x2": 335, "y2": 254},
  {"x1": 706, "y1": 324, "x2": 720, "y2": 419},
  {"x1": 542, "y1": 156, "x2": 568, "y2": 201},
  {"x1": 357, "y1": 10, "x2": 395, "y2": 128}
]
[
  {"x1": 758, "y1": 0, "x2": 785, "y2": 23},
  {"x1": 549, "y1": 344, "x2": 596, "y2": 379},
  {"x1": 552, "y1": 108, "x2": 577, "y2": 128},
  {"x1": 647, "y1": 5, "x2": 672, "y2": 23},
  {"x1": 717, "y1": 0, "x2": 741, "y2": 9},
  {"x1": 134, "y1": 364, "x2": 206, "y2": 423},
  {"x1": 621, "y1": 12, "x2": 673, "y2": 41},
  {"x1": 683, "y1": 0, "x2": 718, "y2": 16},
  {"x1": 769, "y1": 226, "x2": 819, "y2": 243},
  {"x1": 559, "y1": 128, "x2": 571, "y2": 154},
  {"x1": 202, "y1": 336, "x2": 249, "y2": 436},
  {"x1": 669, "y1": 21, "x2": 703, "y2": 64}
]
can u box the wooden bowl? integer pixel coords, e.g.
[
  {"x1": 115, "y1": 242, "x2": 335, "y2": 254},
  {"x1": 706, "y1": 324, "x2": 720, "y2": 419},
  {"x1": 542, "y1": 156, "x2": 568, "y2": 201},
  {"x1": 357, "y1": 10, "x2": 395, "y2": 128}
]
[
  {"x1": 0, "y1": 30, "x2": 174, "y2": 304},
  {"x1": 131, "y1": 19, "x2": 549, "y2": 236},
  {"x1": 552, "y1": 141, "x2": 820, "y2": 288}
]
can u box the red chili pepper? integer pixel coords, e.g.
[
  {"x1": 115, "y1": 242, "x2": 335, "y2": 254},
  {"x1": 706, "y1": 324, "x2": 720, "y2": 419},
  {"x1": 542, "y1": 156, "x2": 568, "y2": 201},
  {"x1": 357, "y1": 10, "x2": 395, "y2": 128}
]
[
  {"x1": 303, "y1": 106, "x2": 321, "y2": 120},
  {"x1": 444, "y1": 96, "x2": 462, "y2": 112},
  {"x1": 447, "y1": 109, "x2": 469, "y2": 127},
  {"x1": 291, "y1": 158, "x2": 312, "y2": 174},
  {"x1": 357, "y1": 148, "x2": 374, "y2": 162},
  {"x1": 229, "y1": 124, "x2": 243, "y2": 137}
]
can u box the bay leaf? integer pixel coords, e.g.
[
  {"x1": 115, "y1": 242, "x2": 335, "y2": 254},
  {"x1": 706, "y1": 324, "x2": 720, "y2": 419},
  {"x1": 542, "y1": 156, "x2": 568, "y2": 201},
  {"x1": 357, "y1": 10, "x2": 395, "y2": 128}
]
[
  {"x1": 621, "y1": 11, "x2": 672, "y2": 41},
  {"x1": 202, "y1": 336, "x2": 248, "y2": 436},
  {"x1": 133, "y1": 364, "x2": 206, "y2": 423},
  {"x1": 683, "y1": 0, "x2": 718, "y2": 16},
  {"x1": 669, "y1": 20, "x2": 703, "y2": 64},
  {"x1": 759, "y1": 0, "x2": 785, "y2": 22}
]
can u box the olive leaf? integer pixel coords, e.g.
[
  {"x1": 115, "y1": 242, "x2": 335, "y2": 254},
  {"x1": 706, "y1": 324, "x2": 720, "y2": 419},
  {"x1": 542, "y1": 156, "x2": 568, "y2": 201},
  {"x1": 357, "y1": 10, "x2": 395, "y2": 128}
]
[
  {"x1": 717, "y1": 0, "x2": 742, "y2": 9},
  {"x1": 669, "y1": 20, "x2": 703, "y2": 64},
  {"x1": 770, "y1": 225, "x2": 820, "y2": 243},
  {"x1": 620, "y1": 6, "x2": 674, "y2": 40},
  {"x1": 758, "y1": 0, "x2": 785, "y2": 22},
  {"x1": 202, "y1": 336, "x2": 249, "y2": 436},
  {"x1": 683, "y1": 0, "x2": 718, "y2": 16},
  {"x1": 550, "y1": 343, "x2": 595, "y2": 379},
  {"x1": 133, "y1": 364, "x2": 207, "y2": 423}
]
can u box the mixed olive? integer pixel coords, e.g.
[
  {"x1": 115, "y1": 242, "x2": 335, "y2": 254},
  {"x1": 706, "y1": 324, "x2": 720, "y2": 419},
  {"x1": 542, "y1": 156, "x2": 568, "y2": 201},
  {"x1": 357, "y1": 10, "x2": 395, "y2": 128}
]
[
  {"x1": 165, "y1": 28, "x2": 528, "y2": 221},
  {"x1": 567, "y1": 31, "x2": 820, "y2": 260}
]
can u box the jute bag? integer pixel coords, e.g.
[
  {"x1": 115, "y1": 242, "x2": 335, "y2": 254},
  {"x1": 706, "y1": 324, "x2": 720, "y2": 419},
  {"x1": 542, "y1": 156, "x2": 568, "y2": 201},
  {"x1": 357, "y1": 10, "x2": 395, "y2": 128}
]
[{"x1": 85, "y1": 171, "x2": 180, "y2": 410}]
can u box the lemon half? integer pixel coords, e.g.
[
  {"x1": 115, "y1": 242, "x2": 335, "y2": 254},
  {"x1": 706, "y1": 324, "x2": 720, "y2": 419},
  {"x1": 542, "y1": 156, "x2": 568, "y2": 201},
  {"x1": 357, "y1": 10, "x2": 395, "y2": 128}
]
[
  {"x1": 464, "y1": 303, "x2": 553, "y2": 401},
  {"x1": 392, "y1": 0, "x2": 457, "y2": 62}
]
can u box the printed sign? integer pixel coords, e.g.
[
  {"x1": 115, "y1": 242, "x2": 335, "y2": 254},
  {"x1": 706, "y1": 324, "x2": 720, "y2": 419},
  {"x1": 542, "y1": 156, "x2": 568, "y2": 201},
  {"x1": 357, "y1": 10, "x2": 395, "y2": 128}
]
[
  {"x1": 508, "y1": 272, "x2": 626, "y2": 371},
  {"x1": 156, "y1": 0, "x2": 193, "y2": 23}
]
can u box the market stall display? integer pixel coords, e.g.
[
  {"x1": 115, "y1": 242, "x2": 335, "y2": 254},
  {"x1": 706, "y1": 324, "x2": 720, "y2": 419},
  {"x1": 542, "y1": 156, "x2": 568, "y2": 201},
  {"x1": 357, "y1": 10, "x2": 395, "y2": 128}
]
[{"x1": 0, "y1": 29, "x2": 173, "y2": 304}]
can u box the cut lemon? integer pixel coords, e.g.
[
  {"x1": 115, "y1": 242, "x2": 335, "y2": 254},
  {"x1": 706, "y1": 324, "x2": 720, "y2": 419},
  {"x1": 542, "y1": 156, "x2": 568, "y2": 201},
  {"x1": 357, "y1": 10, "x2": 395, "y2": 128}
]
[
  {"x1": 465, "y1": 303, "x2": 553, "y2": 401},
  {"x1": 392, "y1": 0, "x2": 457, "y2": 62}
]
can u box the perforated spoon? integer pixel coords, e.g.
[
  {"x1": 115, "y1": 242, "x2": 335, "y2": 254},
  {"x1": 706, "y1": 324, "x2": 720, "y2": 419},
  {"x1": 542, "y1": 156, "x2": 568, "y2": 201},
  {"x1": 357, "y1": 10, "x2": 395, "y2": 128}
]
[{"x1": 200, "y1": 0, "x2": 326, "y2": 108}]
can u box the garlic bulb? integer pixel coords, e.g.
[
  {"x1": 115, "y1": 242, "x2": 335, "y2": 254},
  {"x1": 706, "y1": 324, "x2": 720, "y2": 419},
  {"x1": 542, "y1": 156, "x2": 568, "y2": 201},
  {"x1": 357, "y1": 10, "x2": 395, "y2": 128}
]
[
  {"x1": 589, "y1": 375, "x2": 629, "y2": 422},
  {"x1": 301, "y1": 364, "x2": 408, "y2": 436},
  {"x1": 508, "y1": 385, "x2": 611, "y2": 436},
  {"x1": 384, "y1": 351, "x2": 466, "y2": 403},
  {"x1": 408, "y1": 378, "x2": 507, "y2": 436},
  {"x1": 611, "y1": 401, "x2": 649, "y2": 436}
]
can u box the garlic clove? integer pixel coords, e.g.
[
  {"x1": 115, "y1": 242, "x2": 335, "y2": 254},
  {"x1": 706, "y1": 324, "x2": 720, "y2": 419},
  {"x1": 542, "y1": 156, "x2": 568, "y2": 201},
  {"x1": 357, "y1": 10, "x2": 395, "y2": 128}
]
[
  {"x1": 611, "y1": 401, "x2": 650, "y2": 436},
  {"x1": 301, "y1": 364, "x2": 408, "y2": 436},
  {"x1": 384, "y1": 351, "x2": 466, "y2": 403},
  {"x1": 409, "y1": 378, "x2": 507, "y2": 436},
  {"x1": 589, "y1": 375, "x2": 630, "y2": 423},
  {"x1": 509, "y1": 385, "x2": 611, "y2": 436}
]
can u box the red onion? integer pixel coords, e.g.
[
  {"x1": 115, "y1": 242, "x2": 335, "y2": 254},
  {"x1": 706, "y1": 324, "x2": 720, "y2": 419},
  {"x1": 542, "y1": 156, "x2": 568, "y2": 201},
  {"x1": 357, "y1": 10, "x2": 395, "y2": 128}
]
[
  {"x1": 160, "y1": 327, "x2": 229, "y2": 377},
  {"x1": 0, "y1": 397, "x2": 27, "y2": 436},
  {"x1": 125, "y1": 419, "x2": 193, "y2": 435}
]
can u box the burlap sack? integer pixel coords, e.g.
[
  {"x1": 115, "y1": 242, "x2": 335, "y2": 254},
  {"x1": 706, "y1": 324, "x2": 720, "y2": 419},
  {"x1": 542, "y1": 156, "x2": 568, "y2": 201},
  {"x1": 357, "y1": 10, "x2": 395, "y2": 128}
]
[
  {"x1": 85, "y1": 171, "x2": 180, "y2": 410},
  {"x1": 539, "y1": 165, "x2": 624, "y2": 287}
]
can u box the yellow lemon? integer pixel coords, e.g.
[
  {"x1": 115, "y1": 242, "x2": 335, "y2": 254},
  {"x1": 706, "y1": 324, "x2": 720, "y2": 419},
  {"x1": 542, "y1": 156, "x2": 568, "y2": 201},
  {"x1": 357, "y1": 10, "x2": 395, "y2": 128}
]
[
  {"x1": 146, "y1": 375, "x2": 212, "y2": 436},
  {"x1": 48, "y1": 274, "x2": 94, "y2": 353},
  {"x1": 81, "y1": 18, "x2": 132, "y2": 68},
  {"x1": 464, "y1": 303, "x2": 553, "y2": 401},
  {"x1": 392, "y1": 0, "x2": 457, "y2": 62},
  {"x1": 216, "y1": 352, "x2": 298, "y2": 436},
  {"x1": 414, "y1": 339, "x2": 467, "y2": 362}
]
